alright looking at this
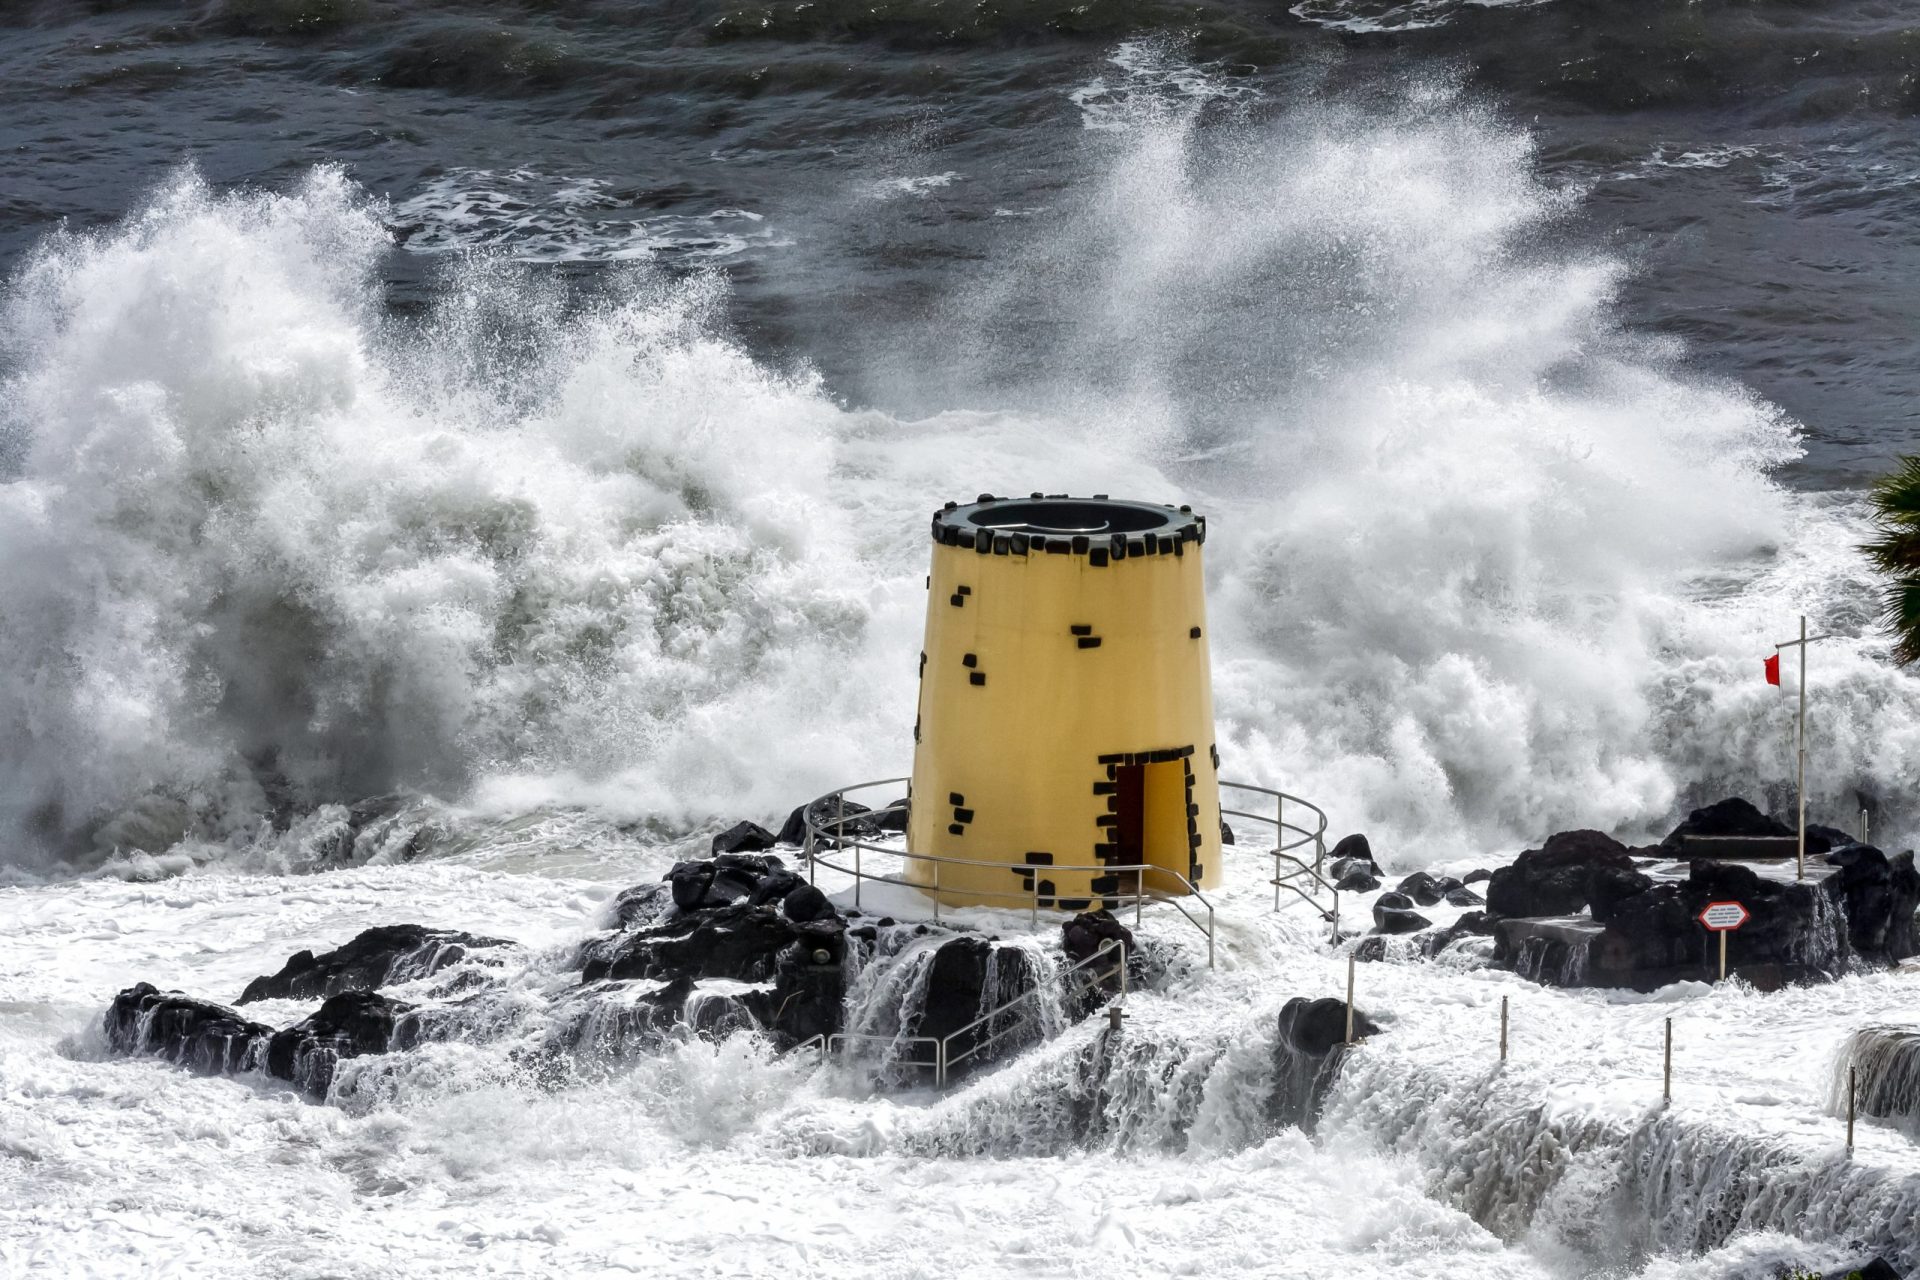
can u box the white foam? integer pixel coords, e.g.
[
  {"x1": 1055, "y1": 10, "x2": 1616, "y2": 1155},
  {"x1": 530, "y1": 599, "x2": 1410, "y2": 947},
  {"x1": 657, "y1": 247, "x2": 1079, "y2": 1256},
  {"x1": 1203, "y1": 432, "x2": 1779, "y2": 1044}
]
[
  {"x1": 1068, "y1": 38, "x2": 1262, "y2": 132},
  {"x1": 391, "y1": 168, "x2": 787, "y2": 263},
  {"x1": 1288, "y1": 0, "x2": 1554, "y2": 34}
]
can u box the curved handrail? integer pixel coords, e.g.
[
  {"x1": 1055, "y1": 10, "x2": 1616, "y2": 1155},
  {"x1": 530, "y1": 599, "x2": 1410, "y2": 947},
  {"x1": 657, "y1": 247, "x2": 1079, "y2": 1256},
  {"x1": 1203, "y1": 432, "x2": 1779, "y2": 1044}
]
[
  {"x1": 1217, "y1": 781, "x2": 1341, "y2": 944},
  {"x1": 795, "y1": 776, "x2": 1334, "y2": 962},
  {"x1": 801, "y1": 777, "x2": 1217, "y2": 963}
]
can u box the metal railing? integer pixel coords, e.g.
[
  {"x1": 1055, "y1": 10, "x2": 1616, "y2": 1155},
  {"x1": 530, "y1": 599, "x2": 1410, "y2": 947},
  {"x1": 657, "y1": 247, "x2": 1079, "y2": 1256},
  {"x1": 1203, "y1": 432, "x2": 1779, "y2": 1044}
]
[
  {"x1": 1218, "y1": 781, "x2": 1343, "y2": 945},
  {"x1": 802, "y1": 778, "x2": 1217, "y2": 966},
  {"x1": 938, "y1": 938, "x2": 1126, "y2": 1084},
  {"x1": 799, "y1": 777, "x2": 1336, "y2": 963},
  {"x1": 795, "y1": 940, "x2": 1128, "y2": 1087}
]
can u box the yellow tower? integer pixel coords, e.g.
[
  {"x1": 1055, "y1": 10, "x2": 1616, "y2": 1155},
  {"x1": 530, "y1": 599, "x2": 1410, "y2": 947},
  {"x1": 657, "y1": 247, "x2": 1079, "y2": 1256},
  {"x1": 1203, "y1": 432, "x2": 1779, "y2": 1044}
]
[{"x1": 907, "y1": 495, "x2": 1221, "y2": 911}]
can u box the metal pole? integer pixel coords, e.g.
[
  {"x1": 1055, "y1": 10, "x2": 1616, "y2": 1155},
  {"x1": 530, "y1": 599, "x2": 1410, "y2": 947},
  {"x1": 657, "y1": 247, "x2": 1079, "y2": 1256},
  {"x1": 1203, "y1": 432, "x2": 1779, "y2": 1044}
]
[
  {"x1": 1275, "y1": 795, "x2": 1285, "y2": 910},
  {"x1": 1862, "y1": 807, "x2": 1870, "y2": 846},
  {"x1": 1331, "y1": 890, "x2": 1341, "y2": 947},
  {"x1": 804, "y1": 823, "x2": 815, "y2": 886},
  {"x1": 1848, "y1": 1066, "x2": 1857, "y2": 1153},
  {"x1": 1663, "y1": 1017, "x2": 1672, "y2": 1103},
  {"x1": 933, "y1": 860, "x2": 941, "y2": 922},
  {"x1": 854, "y1": 840, "x2": 862, "y2": 910},
  {"x1": 1719, "y1": 929, "x2": 1728, "y2": 983},
  {"x1": 1135, "y1": 876, "x2": 1143, "y2": 927},
  {"x1": 1797, "y1": 613, "x2": 1807, "y2": 881},
  {"x1": 1344, "y1": 953, "x2": 1356, "y2": 1046},
  {"x1": 1500, "y1": 996, "x2": 1508, "y2": 1062},
  {"x1": 1030, "y1": 880, "x2": 1038, "y2": 929}
]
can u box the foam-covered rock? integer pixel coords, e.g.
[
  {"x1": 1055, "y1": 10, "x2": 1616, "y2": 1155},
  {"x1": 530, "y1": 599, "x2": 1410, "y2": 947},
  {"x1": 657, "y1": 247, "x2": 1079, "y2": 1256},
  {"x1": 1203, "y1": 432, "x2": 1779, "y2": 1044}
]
[{"x1": 238, "y1": 924, "x2": 511, "y2": 1003}]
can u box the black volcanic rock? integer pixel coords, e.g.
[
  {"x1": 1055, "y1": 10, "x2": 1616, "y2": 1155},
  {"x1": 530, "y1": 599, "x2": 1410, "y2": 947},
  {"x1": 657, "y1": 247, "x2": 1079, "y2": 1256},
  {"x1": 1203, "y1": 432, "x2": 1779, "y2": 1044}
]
[
  {"x1": 1486, "y1": 830, "x2": 1651, "y2": 919},
  {"x1": 1328, "y1": 833, "x2": 1375, "y2": 867},
  {"x1": 1335, "y1": 868, "x2": 1381, "y2": 893},
  {"x1": 896, "y1": 935, "x2": 1042, "y2": 1077},
  {"x1": 104, "y1": 983, "x2": 409, "y2": 1099},
  {"x1": 580, "y1": 900, "x2": 839, "y2": 984},
  {"x1": 1661, "y1": 797, "x2": 1791, "y2": 846},
  {"x1": 1395, "y1": 872, "x2": 1444, "y2": 907},
  {"x1": 1823, "y1": 845, "x2": 1920, "y2": 962},
  {"x1": 1462, "y1": 868, "x2": 1493, "y2": 885},
  {"x1": 1272, "y1": 996, "x2": 1382, "y2": 1133},
  {"x1": 265, "y1": 990, "x2": 413, "y2": 1098},
  {"x1": 747, "y1": 868, "x2": 806, "y2": 906},
  {"x1": 1062, "y1": 908, "x2": 1134, "y2": 966},
  {"x1": 238, "y1": 924, "x2": 512, "y2": 1003},
  {"x1": 667, "y1": 853, "x2": 785, "y2": 911},
  {"x1": 1372, "y1": 893, "x2": 1431, "y2": 935},
  {"x1": 1280, "y1": 995, "x2": 1381, "y2": 1056},
  {"x1": 775, "y1": 798, "x2": 876, "y2": 848},
  {"x1": 711, "y1": 820, "x2": 776, "y2": 855},
  {"x1": 105, "y1": 983, "x2": 269, "y2": 1075},
  {"x1": 781, "y1": 883, "x2": 836, "y2": 924},
  {"x1": 1519, "y1": 858, "x2": 1852, "y2": 989}
]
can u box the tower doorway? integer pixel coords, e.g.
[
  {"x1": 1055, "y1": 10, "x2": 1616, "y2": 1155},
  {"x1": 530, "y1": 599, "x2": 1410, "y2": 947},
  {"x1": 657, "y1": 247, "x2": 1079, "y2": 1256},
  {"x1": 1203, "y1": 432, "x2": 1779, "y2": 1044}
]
[{"x1": 1110, "y1": 757, "x2": 1193, "y2": 898}]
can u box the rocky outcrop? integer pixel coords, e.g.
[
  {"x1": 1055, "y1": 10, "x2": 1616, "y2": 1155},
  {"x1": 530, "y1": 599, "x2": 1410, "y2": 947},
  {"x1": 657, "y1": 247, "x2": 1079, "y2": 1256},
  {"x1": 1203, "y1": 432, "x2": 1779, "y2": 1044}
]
[
  {"x1": 1827, "y1": 845, "x2": 1920, "y2": 961},
  {"x1": 1477, "y1": 800, "x2": 1920, "y2": 991},
  {"x1": 578, "y1": 883, "x2": 848, "y2": 1046},
  {"x1": 710, "y1": 820, "x2": 776, "y2": 855},
  {"x1": 264, "y1": 990, "x2": 415, "y2": 1098},
  {"x1": 237, "y1": 924, "x2": 512, "y2": 1003},
  {"x1": 105, "y1": 983, "x2": 270, "y2": 1076},
  {"x1": 1271, "y1": 997, "x2": 1382, "y2": 1132},
  {"x1": 909, "y1": 935, "x2": 1042, "y2": 1076},
  {"x1": 1485, "y1": 830, "x2": 1652, "y2": 920},
  {"x1": 104, "y1": 983, "x2": 408, "y2": 1099},
  {"x1": 1661, "y1": 797, "x2": 1792, "y2": 846}
]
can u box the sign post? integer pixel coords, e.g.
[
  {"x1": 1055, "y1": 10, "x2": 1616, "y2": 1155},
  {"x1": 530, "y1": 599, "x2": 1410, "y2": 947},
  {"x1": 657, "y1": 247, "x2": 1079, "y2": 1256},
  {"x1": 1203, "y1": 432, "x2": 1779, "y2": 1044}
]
[{"x1": 1699, "y1": 900, "x2": 1750, "y2": 982}]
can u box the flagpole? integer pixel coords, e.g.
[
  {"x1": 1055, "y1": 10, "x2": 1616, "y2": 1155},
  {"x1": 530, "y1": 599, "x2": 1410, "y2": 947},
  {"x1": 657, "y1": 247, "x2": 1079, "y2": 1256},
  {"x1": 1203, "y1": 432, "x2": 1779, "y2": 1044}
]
[
  {"x1": 1773, "y1": 616, "x2": 1830, "y2": 882},
  {"x1": 1797, "y1": 614, "x2": 1807, "y2": 882}
]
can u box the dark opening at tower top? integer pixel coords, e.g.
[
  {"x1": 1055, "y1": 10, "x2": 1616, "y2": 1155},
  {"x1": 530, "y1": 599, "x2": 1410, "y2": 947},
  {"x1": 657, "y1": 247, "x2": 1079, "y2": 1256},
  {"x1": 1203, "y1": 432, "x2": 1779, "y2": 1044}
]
[{"x1": 932, "y1": 495, "x2": 1206, "y2": 552}]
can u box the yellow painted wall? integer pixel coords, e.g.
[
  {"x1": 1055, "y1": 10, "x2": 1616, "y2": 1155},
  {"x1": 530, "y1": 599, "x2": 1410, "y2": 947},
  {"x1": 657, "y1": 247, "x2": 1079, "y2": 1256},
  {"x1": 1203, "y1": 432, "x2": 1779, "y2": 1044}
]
[{"x1": 906, "y1": 504, "x2": 1221, "y2": 911}]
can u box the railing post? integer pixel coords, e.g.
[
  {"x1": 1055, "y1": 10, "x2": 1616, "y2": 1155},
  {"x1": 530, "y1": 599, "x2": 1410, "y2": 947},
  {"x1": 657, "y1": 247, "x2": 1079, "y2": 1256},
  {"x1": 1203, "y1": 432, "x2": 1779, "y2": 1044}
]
[
  {"x1": 1848, "y1": 1066, "x2": 1857, "y2": 1153},
  {"x1": 854, "y1": 839, "x2": 862, "y2": 910},
  {"x1": 1344, "y1": 952, "x2": 1356, "y2": 1046},
  {"x1": 1663, "y1": 1017, "x2": 1672, "y2": 1103},
  {"x1": 1331, "y1": 890, "x2": 1341, "y2": 947},
  {"x1": 835, "y1": 792, "x2": 845, "y2": 849},
  {"x1": 933, "y1": 860, "x2": 941, "y2": 922},
  {"x1": 1031, "y1": 879, "x2": 1039, "y2": 928},
  {"x1": 804, "y1": 821, "x2": 815, "y2": 886},
  {"x1": 1135, "y1": 876, "x2": 1143, "y2": 927},
  {"x1": 1499, "y1": 995, "x2": 1508, "y2": 1063}
]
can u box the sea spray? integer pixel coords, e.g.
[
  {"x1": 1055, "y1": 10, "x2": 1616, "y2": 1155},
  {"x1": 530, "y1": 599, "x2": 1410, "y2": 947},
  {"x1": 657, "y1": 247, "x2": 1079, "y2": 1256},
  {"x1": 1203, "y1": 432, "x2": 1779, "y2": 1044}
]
[{"x1": 8, "y1": 82, "x2": 1920, "y2": 875}]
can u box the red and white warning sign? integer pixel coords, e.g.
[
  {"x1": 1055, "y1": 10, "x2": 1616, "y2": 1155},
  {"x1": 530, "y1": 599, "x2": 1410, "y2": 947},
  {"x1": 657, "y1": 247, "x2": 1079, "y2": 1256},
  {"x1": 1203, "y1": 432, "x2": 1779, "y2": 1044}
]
[{"x1": 1698, "y1": 900, "x2": 1750, "y2": 932}]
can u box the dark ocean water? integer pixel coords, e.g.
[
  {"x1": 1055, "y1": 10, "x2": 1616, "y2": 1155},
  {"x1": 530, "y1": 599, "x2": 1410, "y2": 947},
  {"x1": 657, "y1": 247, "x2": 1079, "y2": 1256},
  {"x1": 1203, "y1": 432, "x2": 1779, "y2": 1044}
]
[{"x1": 3, "y1": 0, "x2": 1915, "y2": 486}]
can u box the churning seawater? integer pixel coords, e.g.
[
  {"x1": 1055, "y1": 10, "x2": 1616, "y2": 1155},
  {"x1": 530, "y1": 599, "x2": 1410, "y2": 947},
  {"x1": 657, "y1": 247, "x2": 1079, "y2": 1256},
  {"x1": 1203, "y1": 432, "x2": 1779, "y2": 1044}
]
[{"x1": 1, "y1": 2, "x2": 1917, "y2": 1275}]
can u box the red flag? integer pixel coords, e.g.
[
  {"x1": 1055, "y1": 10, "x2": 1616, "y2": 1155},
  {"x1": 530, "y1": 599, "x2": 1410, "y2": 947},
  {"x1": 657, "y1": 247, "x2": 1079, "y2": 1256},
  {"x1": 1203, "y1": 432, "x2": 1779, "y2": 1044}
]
[{"x1": 1764, "y1": 653, "x2": 1781, "y2": 686}]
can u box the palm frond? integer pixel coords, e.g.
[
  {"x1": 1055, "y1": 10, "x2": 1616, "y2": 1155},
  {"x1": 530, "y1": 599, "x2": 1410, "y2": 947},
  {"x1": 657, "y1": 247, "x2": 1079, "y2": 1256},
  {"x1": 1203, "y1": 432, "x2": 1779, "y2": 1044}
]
[{"x1": 1861, "y1": 453, "x2": 1920, "y2": 666}]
